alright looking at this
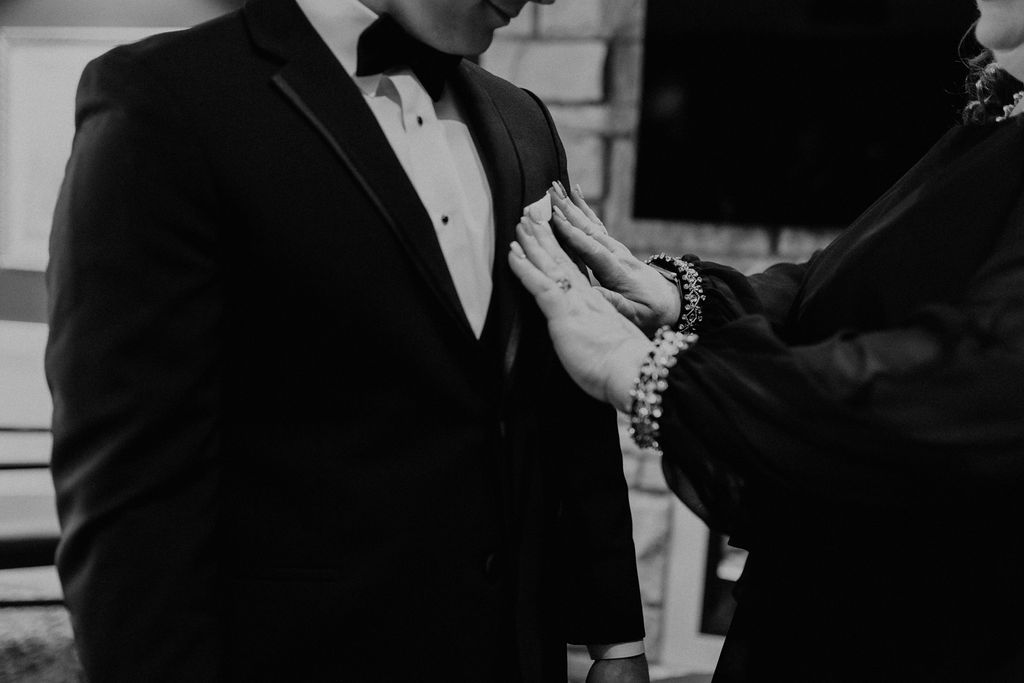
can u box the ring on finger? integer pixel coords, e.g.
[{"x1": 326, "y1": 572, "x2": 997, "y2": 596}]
[{"x1": 555, "y1": 277, "x2": 572, "y2": 292}]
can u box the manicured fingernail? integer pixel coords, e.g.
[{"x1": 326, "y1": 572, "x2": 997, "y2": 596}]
[
  {"x1": 552, "y1": 205, "x2": 567, "y2": 221},
  {"x1": 573, "y1": 183, "x2": 585, "y2": 200},
  {"x1": 511, "y1": 241, "x2": 526, "y2": 259},
  {"x1": 518, "y1": 218, "x2": 534, "y2": 236},
  {"x1": 552, "y1": 180, "x2": 568, "y2": 200}
]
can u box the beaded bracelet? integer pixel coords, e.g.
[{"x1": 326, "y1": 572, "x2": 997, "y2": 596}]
[
  {"x1": 644, "y1": 254, "x2": 705, "y2": 334},
  {"x1": 628, "y1": 326, "x2": 698, "y2": 452}
]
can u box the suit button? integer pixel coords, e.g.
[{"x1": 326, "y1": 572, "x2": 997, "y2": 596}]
[
  {"x1": 483, "y1": 551, "x2": 501, "y2": 583},
  {"x1": 498, "y1": 420, "x2": 507, "y2": 439}
]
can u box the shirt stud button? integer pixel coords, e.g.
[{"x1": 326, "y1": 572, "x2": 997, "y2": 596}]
[
  {"x1": 416, "y1": 115, "x2": 424, "y2": 126},
  {"x1": 441, "y1": 215, "x2": 449, "y2": 225}
]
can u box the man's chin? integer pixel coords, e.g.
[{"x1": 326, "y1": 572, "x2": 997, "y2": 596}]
[
  {"x1": 393, "y1": 14, "x2": 495, "y2": 57},
  {"x1": 442, "y1": 29, "x2": 496, "y2": 58}
]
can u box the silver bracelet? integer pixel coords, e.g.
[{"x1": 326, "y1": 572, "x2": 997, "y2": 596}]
[
  {"x1": 645, "y1": 254, "x2": 705, "y2": 333},
  {"x1": 628, "y1": 326, "x2": 698, "y2": 452}
]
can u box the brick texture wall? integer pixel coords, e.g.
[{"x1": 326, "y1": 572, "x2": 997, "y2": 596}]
[{"x1": 482, "y1": 0, "x2": 838, "y2": 668}]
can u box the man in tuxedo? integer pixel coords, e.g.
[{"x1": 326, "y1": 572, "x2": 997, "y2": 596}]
[{"x1": 45, "y1": 0, "x2": 647, "y2": 680}]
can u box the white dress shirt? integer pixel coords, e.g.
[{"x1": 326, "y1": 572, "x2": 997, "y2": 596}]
[
  {"x1": 294, "y1": 0, "x2": 644, "y2": 661},
  {"x1": 296, "y1": 0, "x2": 493, "y2": 337}
]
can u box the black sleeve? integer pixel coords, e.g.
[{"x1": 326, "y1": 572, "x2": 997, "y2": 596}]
[
  {"x1": 649, "y1": 257, "x2": 812, "y2": 532},
  {"x1": 658, "y1": 220, "x2": 1024, "y2": 532},
  {"x1": 528, "y1": 89, "x2": 646, "y2": 645},
  {"x1": 690, "y1": 257, "x2": 813, "y2": 335},
  {"x1": 46, "y1": 50, "x2": 226, "y2": 682}
]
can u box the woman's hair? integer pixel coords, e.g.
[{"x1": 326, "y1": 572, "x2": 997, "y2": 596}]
[{"x1": 963, "y1": 49, "x2": 1024, "y2": 125}]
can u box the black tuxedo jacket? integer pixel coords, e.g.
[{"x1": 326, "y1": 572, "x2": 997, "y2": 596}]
[{"x1": 45, "y1": 1, "x2": 644, "y2": 681}]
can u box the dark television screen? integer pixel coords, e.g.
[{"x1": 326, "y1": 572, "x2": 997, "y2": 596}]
[{"x1": 635, "y1": 0, "x2": 980, "y2": 228}]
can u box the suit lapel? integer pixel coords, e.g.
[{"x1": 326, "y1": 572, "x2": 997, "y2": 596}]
[
  {"x1": 450, "y1": 63, "x2": 527, "y2": 385},
  {"x1": 244, "y1": 0, "x2": 476, "y2": 340}
]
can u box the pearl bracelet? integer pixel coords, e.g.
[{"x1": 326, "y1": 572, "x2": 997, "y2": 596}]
[
  {"x1": 645, "y1": 254, "x2": 705, "y2": 334},
  {"x1": 628, "y1": 326, "x2": 698, "y2": 452}
]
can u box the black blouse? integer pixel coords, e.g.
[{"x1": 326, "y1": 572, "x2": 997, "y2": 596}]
[{"x1": 659, "y1": 117, "x2": 1024, "y2": 681}]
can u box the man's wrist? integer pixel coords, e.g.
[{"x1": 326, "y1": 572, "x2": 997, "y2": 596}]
[{"x1": 587, "y1": 640, "x2": 646, "y2": 660}]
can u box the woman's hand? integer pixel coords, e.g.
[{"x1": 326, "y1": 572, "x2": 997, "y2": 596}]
[
  {"x1": 508, "y1": 212, "x2": 652, "y2": 412},
  {"x1": 546, "y1": 182, "x2": 680, "y2": 336}
]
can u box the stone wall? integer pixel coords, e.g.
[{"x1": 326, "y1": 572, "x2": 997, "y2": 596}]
[
  {"x1": 482, "y1": 0, "x2": 836, "y2": 669},
  {"x1": 484, "y1": 0, "x2": 841, "y2": 266}
]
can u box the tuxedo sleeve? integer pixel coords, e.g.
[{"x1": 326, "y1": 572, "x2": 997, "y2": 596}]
[
  {"x1": 46, "y1": 50, "x2": 225, "y2": 682},
  {"x1": 658, "y1": 222, "x2": 1024, "y2": 532},
  {"x1": 528, "y1": 90, "x2": 646, "y2": 646},
  {"x1": 553, "y1": 365, "x2": 647, "y2": 646}
]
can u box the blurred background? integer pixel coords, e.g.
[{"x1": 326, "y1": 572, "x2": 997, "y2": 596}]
[{"x1": 0, "y1": 0, "x2": 979, "y2": 680}]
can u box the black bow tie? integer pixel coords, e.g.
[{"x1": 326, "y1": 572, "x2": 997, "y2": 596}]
[{"x1": 355, "y1": 15, "x2": 462, "y2": 102}]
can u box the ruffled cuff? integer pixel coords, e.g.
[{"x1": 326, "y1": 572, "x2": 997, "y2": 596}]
[{"x1": 679, "y1": 254, "x2": 765, "y2": 331}]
